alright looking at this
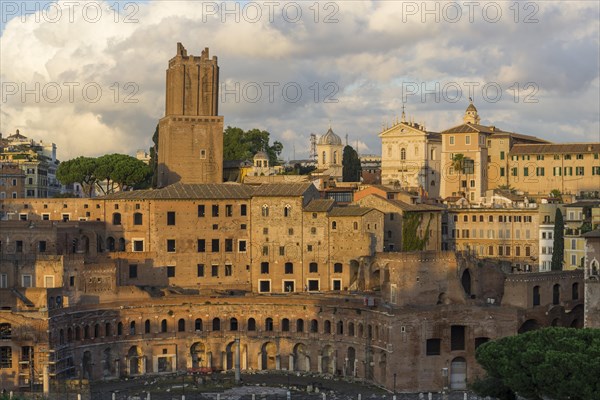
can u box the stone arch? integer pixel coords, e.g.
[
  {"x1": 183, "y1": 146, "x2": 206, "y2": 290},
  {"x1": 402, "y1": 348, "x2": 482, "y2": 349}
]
[
  {"x1": 310, "y1": 319, "x2": 318, "y2": 333},
  {"x1": 194, "y1": 318, "x2": 203, "y2": 331},
  {"x1": 190, "y1": 342, "x2": 206, "y2": 369},
  {"x1": 321, "y1": 345, "x2": 334, "y2": 374},
  {"x1": 450, "y1": 357, "x2": 467, "y2": 389},
  {"x1": 81, "y1": 235, "x2": 90, "y2": 254},
  {"x1": 247, "y1": 318, "x2": 256, "y2": 331},
  {"x1": 178, "y1": 318, "x2": 185, "y2": 332},
  {"x1": 107, "y1": 237, "x2": 116, "y2": 252},
  {"x1": 127, "y1": 346, "x2": 143, "y2": 375},
  {"x1": 82, "y1": 351, "x2": 92, "y2": 380},
  {"x1": 293, "y1": 343, "x2": 310, "y2": 372},
  {"x1": 260, "y1": 342, "x2": 277, "y2": 370},
  {"x1": 296, "y1": 319, "x2": 304, "y2": 332},
  {"x1": 348, "y1": 322, "x2": 355, "y2": 336},
  {"x1": 553, "y1": 283, "x2": 561, "y2": 305},
  {"x1": 118, "y1": 238, "x2": 125, "y2": 251},
  {"x1": 518, "y1": 319, "x2": 540, "y2": 334},
  {"x1": 225, "y1": 341, "x2": 236, "y2": 370},
  {"x1": 102, "y1": 347, "x2": 112, "y2": 377},
  {"x1": 461, "y1": 269, "x2": 472, "y2": 297},
  {"x1": 346, "y1": 346, "x2": 356, "y2": 377}
]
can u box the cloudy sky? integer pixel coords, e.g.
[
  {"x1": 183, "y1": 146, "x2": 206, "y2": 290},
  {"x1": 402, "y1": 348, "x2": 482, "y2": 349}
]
[{"x1": 1, "y1": 1, "x2": 599, "y2": 161}]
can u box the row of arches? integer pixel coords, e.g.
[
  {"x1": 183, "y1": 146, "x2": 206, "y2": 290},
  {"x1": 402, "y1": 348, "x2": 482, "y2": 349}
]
[
  {"x1": 58, "y1": 317, "x2": 389, "y2": 345},
  {"x1": 532, "y1": 282, "x2": 579, "y2": 307}
]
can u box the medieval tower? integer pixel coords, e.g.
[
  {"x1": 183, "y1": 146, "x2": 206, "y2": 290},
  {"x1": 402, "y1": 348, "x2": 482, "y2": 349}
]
[{"x1": 157, "y1": 43, "x2": 224, "y2": 186}]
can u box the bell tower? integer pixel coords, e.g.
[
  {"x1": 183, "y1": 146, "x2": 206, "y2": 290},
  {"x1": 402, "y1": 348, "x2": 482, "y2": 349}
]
[{"x1": 157, "y1": 43, "x2": 224, "y2": 187}]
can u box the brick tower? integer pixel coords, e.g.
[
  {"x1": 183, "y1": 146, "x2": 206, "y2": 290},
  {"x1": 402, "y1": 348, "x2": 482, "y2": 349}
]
[{"x1": 157, "y1": 43, "x2": 223, "y2": 187}]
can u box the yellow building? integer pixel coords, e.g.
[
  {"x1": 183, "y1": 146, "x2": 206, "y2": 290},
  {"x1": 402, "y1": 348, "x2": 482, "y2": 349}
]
[
  {"x1": 379, "y1": 110, "x2": 441, "y2": 197},
  {"x1": 439, "y1": 102, "x2": 599, "y2": 200}
]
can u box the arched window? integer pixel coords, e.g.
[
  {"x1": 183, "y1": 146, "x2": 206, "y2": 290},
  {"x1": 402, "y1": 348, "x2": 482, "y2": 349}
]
[
  {"x1": 118, "y1": 238, "x2": 125, "y2": 251},
  {"x1": 430, "y1": 148, "x2": 435, "y2": 160},
  {"x1": 281, "y1": 318, "x2": 290, "y2": 332},
  {"x1": 160, "y1": 319, "x2": 168, "y2": 333},
  {"x1": 230, "y1": 318, "x2": 238, "y2": 331},
  {"x1": 400, "y1": 148, "x2": 406, "y2": 161},
  {"x1": 107, "y1": 237, "x2": 115, "y2": 252},
  {"x1": 553, "y1": 284, "x2": 560, "y2": 305},
  {"x1": 284, "y1": 205, "x2": 291, "y2": 217},
  {"x1": 144, "y1": 319, "x2": 151, "y2": 333},
  {"x1": 337, "y1": 321, "x2": 344, "y2": 335},
  {"x1": 322, "y1": 151, "x2": 326, "y2": 164},
  {"x1": 178, "y1": 318, "x2": 185, "y2": 332},
  {"x1": 59, "y1": 329, "x2": 65, "y2": 345},
  {"x1": 324, "y1": 320, "x2": 331, "y2": 334},
  {"x1": 112, "y1": 213, "x2": 121, "y2": 225},
  {"x1": 84, "y1": 325, "x2": 90, "y2": 339},
  {"x1": 431, "y1": 180, "x2": 435, "y2": 187},
  {"x1": 75, "y1": 326, "x2": 81, "y2": 340},
  {"x1": 348, "y1": 322, "x2": 355, "y2": 336},
  {"x1": 332, "y1": 221, "x2": 337, "y2": 230},
  {"x1": 105, "y1": 323, "x2": 112, "y2": 337},
  {"x1": 296, "y1": 319, "x2": 304, "y2": 332},
  {"x1": 129, "y1": 321, "x2": 136, "y2": 335},
  {"x1": 353, "y1": 222, "x2": 358, "y2": 230},
  {"x1": 67, "y1": 328, "x2": 73, "y2": 342},
  {"x1": 310, "y1": 319, "x2": 318, "y2": 333},
  {"x1": 262, "y1": 205, "x2": 269, "y2": 217},
  {"x1": 212, "y1": 318, "x2": 221, "y2": 331},
  {"x1": 333, "y1": 151, "x2": 338, "y2": 164},
  {"x1": 194, "y1": 319, "x2": 203, "y2": 331},
  {"x1": 265, "y1": 318, "x2": 274, "y2": 332},
  {"x1": 247, "y1": 318, "x2": 256, "y2": 331},
  {"x1": 133, "y1": 213, "x2": 143, "y2": 225},
  {"x1": 117, "y1": 323, "x2": 122, "y2": 336},
  {"x1": 533, "y1": 286, "x2": 540, "y2": 306},
  {"x1": 94, "y1": 324, "x2": 100, "y2": 338},
  {"x1": 572, "y1": 283, "x2": 579, "y2": 300}
]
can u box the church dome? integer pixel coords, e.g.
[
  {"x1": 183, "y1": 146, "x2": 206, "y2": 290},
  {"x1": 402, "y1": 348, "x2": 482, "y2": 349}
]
[
  {"x1": 253, "y1": 151, "x2": 268, "y2": 160},
  {"x1": 318, "y1": 128, "x2": 342, "y2": 146}
]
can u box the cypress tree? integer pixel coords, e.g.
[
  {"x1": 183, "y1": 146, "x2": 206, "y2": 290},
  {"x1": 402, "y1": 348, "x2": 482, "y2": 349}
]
[
  {"x1": 551, "y1": 208, "x2": 564, "y2": 271},
  {"x1": 342, "y1": 145, "x2": 361, "y2": 182}
]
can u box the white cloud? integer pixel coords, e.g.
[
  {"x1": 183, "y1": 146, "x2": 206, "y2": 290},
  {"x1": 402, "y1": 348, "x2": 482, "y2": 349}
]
[{"x1": 1, "y1": 0, "x2": 598, "y2": 162}]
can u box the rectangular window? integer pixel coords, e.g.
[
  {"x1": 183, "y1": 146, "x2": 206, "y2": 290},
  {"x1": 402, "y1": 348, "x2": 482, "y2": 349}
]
[
  {"x1": 536, "y1": 167, "x2": 545, "y2": 176},
  {"x1": 279, "y1": 246, "x2": 285, "y2": 256},
  {"x1": 511, "y1": 167, "x2": 518, "y2": 176},
  {"x1": 198, "y1": 205, "x2": 205, "y2": 217},
  {"x1": 284, "y1": 263, "x2": 293, "y2": 274},
  {"x1": 211, "y1": 239, "x2": 219, "y2": 252},
  {"x1": 523, "y1": 167, "x2": 529, "y2": 176},
  {"x1": 167, "y1": 211, "x2": 176, "y2": 225},
  {"x1": 564, "y1": 154, "x2": 571, "y2": 160},
  {"x1": 332, "y1": 279, "x2": 342, "y2": 291},
  {"x1": 537, "y1": 155, "x2": 544, "y2": 160},
  {"x1": 225, "y1": 239, "x2": 233, "y2": 252},
  {"x1": 197, "y1": 239, "x2": 206, "y2": 252},
  {"x1": 16, "y1": 240, "x2": 23, "y2": 253},
  {"x1": 426, "y1": 338, "x2": 441, "y2": 356},
  {"x1": 197, "y1": 264, "x2": 205, "y2": 277},
  {"x1": 44, "y1": 275, "x2": 55, "y2": 288},
  {"x1": 449, "y1": 136, "x2": 455, "y2": 145},
  {"x1": 225, "y1": 264, "x2": 232, "y2": 276},
  {"x1": 261, "y1": 262, "x2": 269, "y2": 274},
  {"x1": 554, "y1": 166, "x2": 562, "y2": 176},
  {"x1": 309, "y1": 263, "x2": 318, "y2": 273},
  {"x1": 500, "y1": 151, "x2": 505, "y2": 160},
  {"x1": 167, "y1": 239, "x2": 176, "y2": 253},
  {"x1": 129, "y1": 264, "x2": 138, "y2": 279},
  {"x1": 22, "y1": 275, "x2": 32, "y2": 288},
  {"x1": 212, "y1": 265, "x2": 218, "y2": 277},
  {"x1": 564, "y1": 167, "x2": 573, "y2": 176},
  {"x1": 225, "y1": 204, "x2": 233, "y2": 217},
  {"x1": 307, "y1": 279, "x2": 320, "y2": 291},
  {"x1": 283, "y1": 280, "x2": 295, "y2": 293},
  {"x1": 450, "y1": 325, "x2": 466, "y2": 351},
  {"x1": 465, "y1": 135, "x2": 470, "y2": 145},
  {"x1": 212, "y1": 205, "x2": 219, "y2": 217},
  {"x1": 262, "y1": 245, "x2": 268, "y2": 256},
  {"x1": 240, "y1": 204, "x2": 247, "y2": 216},
  {"x1": 259, "y1": 280, "x2": 271, "y2": 293},
  {"x1": 0, "y1": 274, "x2": 7, "y2": 288},
  {"x1": 38, "y1": 241, "x2": 47, "y2": 252},
  {"x1": 500, "y1": 167, "x2": 505, "y2": 177},
  {"x1": 592, "y1": 166, "x2": 600, "y2": 175},
  {"x1": 334, "y1": 263, "x2": 343, "y2": 273},
  {"x1": 133, "y1": 240, "x2": 144, "y2": 252},
  {"x1": 238, "y1": 240, "x2": 247, "y2": 252},
  {"x1": 576, "y1": 167, "x2": 584, "y2": 176}
]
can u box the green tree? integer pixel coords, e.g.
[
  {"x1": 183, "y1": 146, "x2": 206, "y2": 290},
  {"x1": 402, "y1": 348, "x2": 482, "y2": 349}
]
[
  {"x1": 56, "y1": 154, "x2": 151, "y2": 197},
  {"x1": 342, "y1": 145, "x2": 361, "y2": 182},
  {"x1": 451, "y1": 153, "x2": 465, "y2": 196},
  {"x1": 149, "y1": 124, "x2": 159, "y2": 188},
  {"x1": 473, "y1": 328, "x2": 600, "y2": 400},
  {"x1": 223, "y1": 126, "x2": 283, "y2": 166},
  {"x1": 56, "y1": 156, "x2": 98, "y2": 197},
  {"x1": 551, "y1": 208, "x2": 564, "y2": 271}
]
